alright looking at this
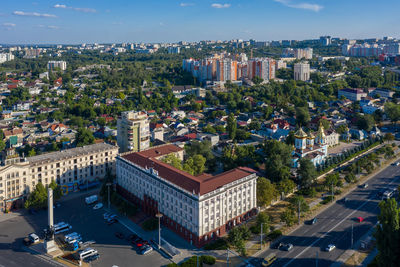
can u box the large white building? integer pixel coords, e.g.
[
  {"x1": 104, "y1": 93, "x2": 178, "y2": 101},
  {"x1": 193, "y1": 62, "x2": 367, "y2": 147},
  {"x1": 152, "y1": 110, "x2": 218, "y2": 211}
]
[
  {"x1": 294, "y1": 48, "x2": 313, "y2": 59},
  {"x1": 0, "y1": 53, "x2": 14, "y2": 64},
  {"x1": 116, "y1": 144, "x2": 258, "y2": 247},
  {"x1": 48, "y1": 60, "x2": 67, "y2": 71},
  {"x1": 294, "y1": 62, "x2": 310, "y2": 81},
  {"x1": 117, "y1": 111, "x2": 150, "y2": 153},
  {"x1": 0, "y1": 143, "x2": 118, "y2": 212}
]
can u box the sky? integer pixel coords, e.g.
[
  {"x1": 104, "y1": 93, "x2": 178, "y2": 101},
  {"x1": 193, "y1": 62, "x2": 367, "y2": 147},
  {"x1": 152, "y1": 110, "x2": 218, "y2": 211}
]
[{"x1": 0, "y1": 0, "x2": 399, "y2": 44}]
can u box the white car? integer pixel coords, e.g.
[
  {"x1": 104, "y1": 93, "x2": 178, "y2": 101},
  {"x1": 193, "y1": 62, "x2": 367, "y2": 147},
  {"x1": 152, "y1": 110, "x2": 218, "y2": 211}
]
[
  {"x1": 28, "y1": 233, "x2": 40, "y2": 244},
  {"x1": 325, "y1": 244, "x2": 336, "y2": 252},
  {"x1": 93, "y1": 203, "x2": 103, "y2": 210}
]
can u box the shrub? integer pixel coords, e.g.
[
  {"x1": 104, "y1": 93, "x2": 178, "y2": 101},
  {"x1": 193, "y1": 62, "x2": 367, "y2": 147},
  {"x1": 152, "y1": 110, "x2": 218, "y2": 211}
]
[
  {"x1": 321, "y1": 196, "x2": 335, "y2": 204},
  {"x1": 266, "y1": 230, "x2": 282, "y2": 241},
  {"x1": 166, "y1": 264, "x2": 179, "y2": 267},
  {"x1": 203, "y1": 238, "x2": 228, "y2": 250},
  {"x1": 142, "y1": 218, "x2": 158, "y2": 231},
  {"x1": 200, "y1": 255, "x2": 216, "y2": 265},
  {"x1": 250, "y1": 225, "x2": 260, "y2": 234}
]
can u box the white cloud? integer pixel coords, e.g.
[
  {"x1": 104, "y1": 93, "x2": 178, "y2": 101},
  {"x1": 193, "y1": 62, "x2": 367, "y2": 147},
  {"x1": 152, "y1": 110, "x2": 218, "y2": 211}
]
[
  {"x1": 37, "y1": 24, "x2": 60, "y2": 29},
  {"x1": 273, "y1": 0, "x2": 323, "y2": 12},
  {"x1": 2, "y1": 23, "x2": 16, "y2": 27},
  {"x1": 53, "y1": 4, "x2": 96, "y2": 13},
  {"x1": 211, "y1": 3, "x2": 231, "y2": 8},
  {"x1": 180, "y1": 3, "x2": 194, "y2": 7},
  {"x1": 13, "y1": 11, "x2": 57, "y2": 18}
]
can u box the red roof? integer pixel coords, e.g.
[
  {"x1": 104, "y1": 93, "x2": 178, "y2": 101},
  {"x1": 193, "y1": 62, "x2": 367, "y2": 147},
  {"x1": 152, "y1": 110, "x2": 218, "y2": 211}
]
[{"x1": 122, "y1": 145, "x2": 255, "y2": 195}]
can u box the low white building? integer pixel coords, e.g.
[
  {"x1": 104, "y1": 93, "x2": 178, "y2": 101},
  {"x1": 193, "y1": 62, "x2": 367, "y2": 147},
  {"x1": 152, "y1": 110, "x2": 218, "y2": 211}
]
[{"x1": 116, "y1": 144, "x2": 258, "y2": 247}]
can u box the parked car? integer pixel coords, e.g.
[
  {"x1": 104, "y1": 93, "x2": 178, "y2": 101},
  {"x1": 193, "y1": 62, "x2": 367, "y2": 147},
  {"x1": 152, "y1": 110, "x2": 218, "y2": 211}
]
[
  {"x1": 325, "y1": 244, "x2": 336, "y2": 252},
  {"x1": 282, "y1": 243, "x2": 293, "y2": 251},
  {"x1": 83, "y1": 253, "x2": 100, "y2": 262},
  {"x1": 361, "y1": 183, "x2": 368, "y2": 189},
  {"x1": 140, "y1": 245, "x2": 153, "y2": 255},
  {"x1": 28, "y1": 233, "x2": 40, "y2": 244},
  {"x1": 93, "y1": 203, "x2": 103, "y2": 210},
  {"x1": 107, "y1": 218, "x2": 118, "y2": 225},
  {"x1": 272, "y1": 242, "x2": 284, "y2": 249},
  {"x1": 23, "y1": 237, "x2": 32, "y2": 246},
  {"x1": 114, "y1": 232, "x2": 124, "y2": 239},
  {"x1": 311, "y1": 218, "x2": 317, "y2": 225}
]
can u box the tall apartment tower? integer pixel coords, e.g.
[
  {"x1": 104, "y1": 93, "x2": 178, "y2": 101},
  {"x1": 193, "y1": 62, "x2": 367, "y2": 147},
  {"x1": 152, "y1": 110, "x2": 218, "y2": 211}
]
[
  {"x1": 294, "y1": 62, "x2": 310, "y2": 81},
  {"x1": 117, "y1": 111, "x2": 150, "y2": 153}
]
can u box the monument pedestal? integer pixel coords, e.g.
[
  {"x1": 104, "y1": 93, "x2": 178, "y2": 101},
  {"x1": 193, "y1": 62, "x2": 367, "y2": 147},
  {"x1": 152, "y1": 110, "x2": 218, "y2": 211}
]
[{"x1": 44, "y1": 239, "x2": 57, "y2": 253}]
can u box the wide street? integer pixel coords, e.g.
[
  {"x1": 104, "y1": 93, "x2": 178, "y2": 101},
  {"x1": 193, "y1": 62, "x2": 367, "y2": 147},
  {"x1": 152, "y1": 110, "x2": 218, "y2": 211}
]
[
  {"x1": 255, "y1": 163, "x2": 400, "y2": 267},
  {"x1": 0, "y1": 189, "x2": 171, "y2": 267}
]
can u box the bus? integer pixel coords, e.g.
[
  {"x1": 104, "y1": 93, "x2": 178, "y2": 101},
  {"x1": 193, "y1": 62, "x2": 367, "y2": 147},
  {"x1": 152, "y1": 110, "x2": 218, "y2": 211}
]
[
  {"x1": 262, "y1": 253, "x2": 277, "y2": 266},
  {"x1": 54, "y1": 222, "x2": 72, "y2": 234}
]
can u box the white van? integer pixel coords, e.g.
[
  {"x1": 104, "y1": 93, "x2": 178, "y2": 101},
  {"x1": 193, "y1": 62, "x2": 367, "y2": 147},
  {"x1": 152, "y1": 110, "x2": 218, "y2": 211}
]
[
  {"x1": 28, "y1": 233, "x2": 40, "y2": 243},
  {"x1": 78, "y1": 248, "x2": 98, "y2": 259}
]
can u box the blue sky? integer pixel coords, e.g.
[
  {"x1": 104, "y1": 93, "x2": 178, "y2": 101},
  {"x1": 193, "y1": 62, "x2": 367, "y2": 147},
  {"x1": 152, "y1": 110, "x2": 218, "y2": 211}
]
[{"x1": 0, "y1": 0, "x2": 399, "y2": 44}]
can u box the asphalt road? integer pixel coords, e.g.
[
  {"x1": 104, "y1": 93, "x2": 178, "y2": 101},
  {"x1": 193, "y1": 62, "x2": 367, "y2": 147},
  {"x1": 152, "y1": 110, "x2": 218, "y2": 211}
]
[
  {"x1": 0, "y1": 189, "x2": 170, "y2": 267},
  {"x1": 255, "y1": 163, "x2": 400, "y2": 267},
  {"x1": 0, "y1": 212, "x2": 58, "y2": 267}
]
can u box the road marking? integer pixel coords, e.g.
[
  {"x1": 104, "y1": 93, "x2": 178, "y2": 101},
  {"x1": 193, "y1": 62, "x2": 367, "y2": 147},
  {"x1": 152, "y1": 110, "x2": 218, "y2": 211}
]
[{"x1": 282, "y1": 169, "x2": 400, "y2": 267}]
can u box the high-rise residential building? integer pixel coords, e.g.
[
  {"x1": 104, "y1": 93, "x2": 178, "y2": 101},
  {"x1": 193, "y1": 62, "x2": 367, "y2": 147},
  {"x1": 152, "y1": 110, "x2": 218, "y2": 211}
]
[
  {"x1": 383, "y1": 43, "x2": 400, "y2": 55},
  {"x1": 0, "y1": 143, "x2": 118, "y2": 212},
  {"x1": 24, "y1": 48, "x2": 41, "y2": 58},
  {"x1": 48, "y1": 61, "x2": 67, "y2": 71},
  {"x1": 168, "y1": 46, "x2": 181, "y2": 54},
  {"x1": 294, "y1": 62, "x2": 310, "y2": 81},
  {"x1": 116, "y1": 144, "x2": 258, "y2": 247},
  {"x1": 0, "y1": 53, "x2": 14, "y2": 64},
  {"x1": 294, "y1": 48, "x2": 313, "y2": 59},
  {"x1": 320, "y1": 36, "x2": 332, "y2": 46},
  {"x1": 216, "y1": 58, "x2": 237, "y2": 82},
  {"x1": 248, "y1": 58, "x2": 276, "y2": 82},
  {"x1": 117, "y1": 111, "x2": 150, "y2": 153}
]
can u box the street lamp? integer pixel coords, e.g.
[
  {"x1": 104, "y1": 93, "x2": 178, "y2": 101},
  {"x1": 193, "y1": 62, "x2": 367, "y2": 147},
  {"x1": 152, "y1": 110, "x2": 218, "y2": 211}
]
[
  {"x1": 260, "y1": 222, "x2": 267, "y2": 250},
  {"x1": 155, "y1": 213, "x2": 163, "y2": 249},
  {"x1": 106, "y1": 182, "x2": 112, "y2": 209}
]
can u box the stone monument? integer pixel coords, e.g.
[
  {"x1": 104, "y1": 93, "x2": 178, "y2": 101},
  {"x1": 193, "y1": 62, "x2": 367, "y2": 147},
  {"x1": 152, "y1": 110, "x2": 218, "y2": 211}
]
[{"x1": 44, "y1": 188, "x2": 57, "y2": 253}]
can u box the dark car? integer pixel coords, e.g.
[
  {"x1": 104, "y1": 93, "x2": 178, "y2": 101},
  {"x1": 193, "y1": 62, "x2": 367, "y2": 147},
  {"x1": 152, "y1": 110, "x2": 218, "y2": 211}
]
[
  {"x1": 83, "y1": 253, "x2": 100, "y2": 262},
  {"x1": 282, "y1": 243, "x2": 293, "y2": 251},
  {"x1": 23, "y1": 237, "x2": 32, "y2": 246},
  {"x1": 115, "y1": 232, "x2": 124, "y2": 239},
  {"x1": 136, "y1": 240, "x2": 149, "y2": 249},
  {"x1": 107, "y1": 218, "x2": 118, "y2": 225},
  {"x1": 272, "y1": 242, "x2": 284, "y2": 249}
]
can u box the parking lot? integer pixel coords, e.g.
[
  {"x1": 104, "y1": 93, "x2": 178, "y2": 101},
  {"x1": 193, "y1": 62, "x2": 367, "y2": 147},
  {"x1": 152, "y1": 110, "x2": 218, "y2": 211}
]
[{"x1": 1, "y1": 189, "x2": 171, "y2": 267}]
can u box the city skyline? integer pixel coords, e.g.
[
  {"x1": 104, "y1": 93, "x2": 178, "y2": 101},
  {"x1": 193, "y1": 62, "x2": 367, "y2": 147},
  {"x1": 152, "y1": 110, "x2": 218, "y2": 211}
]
[{"x1": 0, "y1": 0, "x2": 399, "y2": 44}]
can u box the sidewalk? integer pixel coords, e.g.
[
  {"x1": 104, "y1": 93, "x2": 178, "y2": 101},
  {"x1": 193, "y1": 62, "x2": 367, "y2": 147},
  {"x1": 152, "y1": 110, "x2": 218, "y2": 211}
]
[{"x1": 0, "y1": 209, "x2": 26, "y2": 223}]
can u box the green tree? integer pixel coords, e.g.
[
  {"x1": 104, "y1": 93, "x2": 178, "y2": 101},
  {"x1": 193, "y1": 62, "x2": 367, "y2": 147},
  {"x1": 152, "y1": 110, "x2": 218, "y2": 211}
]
[
  {"x1": 324, "y1": 173, "x2": 340, "y2": 191},
  {"x1": 277, "y1": 178, "x2": 296, "y2": 196},
  {"x1": 227, "y1": 113, "x2": 237, "y2": 140},
  {"x1": 257, "y1": 177, "x2": 278, "y2": 207},
  {"x1": 162, "y1": 154, "x2": 183, "y2": 170},
  {"x1": 256, "y1": 212, "x2": 270, "y2": 234},
  {"x1": 383, "y1": 132, "x2": 395, "y2": 143},
  {"x1": 295, "y1": 107, "x2": 310, "y2": 127},
  {"x1": 280, "y1": 208, "x2": 296, "y2": 227},
  {"x1": 0, "y1": 139, "x2": 5, "y2": 152},
  {"x1": 263, "y1": 140, "x2": 292, "y2": 183},
  {"x1": 374, "y1": 198, "x2": 400, "y2": 267},
  {"x1": 228, "y1": 226, "x2": 249, "y2": 256},
  {"x1": 49, "y1": 180, "x2": 62, "y2": 201},
  {"x1": 75, "y1": 128, "x2": 95, "y2": 147},
  {"x1": 357, "y1": 114, "x2": 375, "y2": 131},
  {"x1": 183, "y1": 155, "x2": 206, "y2": 175},
  {"x1": 384, "y1": 102, "x2": 400, "y2": 122},
  {"x1": 290, "y1": 195, "x2": 309, "y2": 223},
  {"x1": 24, "y1": 182, "x2": 47, "y2": 209},
  {"x1": 297, "y1": 158, "x2": 317, "y2": 189},
  {"x1": 252, "y1": 76, "x2": 263, "y2": 85}
]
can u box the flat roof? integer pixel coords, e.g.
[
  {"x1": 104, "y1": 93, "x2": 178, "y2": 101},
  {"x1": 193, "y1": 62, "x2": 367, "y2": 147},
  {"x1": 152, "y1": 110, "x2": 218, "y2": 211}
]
[{"x1": 28, "y1": 142, "x2": 117, "y2": 165}]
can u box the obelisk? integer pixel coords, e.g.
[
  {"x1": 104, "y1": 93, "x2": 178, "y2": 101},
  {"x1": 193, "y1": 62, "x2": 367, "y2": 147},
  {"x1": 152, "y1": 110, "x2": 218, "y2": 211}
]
[{"x1": 44, "y1": 188, "x2": 57, "y2": 253}]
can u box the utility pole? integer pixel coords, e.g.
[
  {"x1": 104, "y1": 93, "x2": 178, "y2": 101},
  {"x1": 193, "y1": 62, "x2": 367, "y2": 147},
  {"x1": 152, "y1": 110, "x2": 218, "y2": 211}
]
[
  {"x1": 298, "y1": 200, "x2": 301, "y2": 225},
  {"x1": 156, "y1": 213, "x2": 163, "y2": 249}
]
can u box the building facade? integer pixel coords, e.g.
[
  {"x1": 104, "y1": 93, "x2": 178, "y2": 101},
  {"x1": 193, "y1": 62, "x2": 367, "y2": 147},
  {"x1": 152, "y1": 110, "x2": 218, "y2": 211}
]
[
  {"x1": 0, "y1": 143, "x2": 118, "y2": 212},
  {"x1": 294, "y1": 62, "x2": 310, "y2": 81},
  {"x1": 338, "y1": 88, "x2": 367, "y2": 101},
  {"x1": 116, "y1": 144, "x2": 258, "y2": 247},
  {"x1": 117, "y1": 111, "x2": 150, "y2": 153},
  {"x1": 293, "y1": 123, "x2": 328, "y2": 168},
  {"x1": 48, "y1": 61, "x2": 67, "y2": 71},
  {"x1": 0, "y1": 53, "x2": 14, "y2": 64}
]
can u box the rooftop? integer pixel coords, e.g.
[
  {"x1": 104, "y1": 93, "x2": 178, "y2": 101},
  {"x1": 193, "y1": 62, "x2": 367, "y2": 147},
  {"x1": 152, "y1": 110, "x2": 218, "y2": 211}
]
[
  {"x1": 122, "y1": 144, "x2": 256, "y2": 196},
  {"x1": 28, "y1": 142, "x2": 117, "y2": 165}
]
